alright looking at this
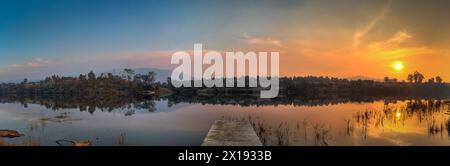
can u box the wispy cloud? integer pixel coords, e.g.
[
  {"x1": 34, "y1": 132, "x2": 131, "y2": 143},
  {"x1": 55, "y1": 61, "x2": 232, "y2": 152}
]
[
  {"x1": 244, "y1": 33, "x2": 283, "y2": 47},
  {"x1": 0, "y1": 51, "x2": 175, "y2": 82},
  {"x1": 368, "y1": 31, "x2": 412, "y2": 51},
  {"x1": 353, "y1": 1, "x2": 391, "y2": 48},
  {"x1": 367, "y1": 31, "x2": 441, "y2": 59},
  {"x1": 9, "y1": 58, "x2": 51, "y2": 68}
]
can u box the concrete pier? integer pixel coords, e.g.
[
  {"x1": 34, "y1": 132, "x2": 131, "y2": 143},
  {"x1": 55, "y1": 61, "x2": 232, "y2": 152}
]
[{"x1": 201, "y1": 120, "x2": 263, "y2": 146}]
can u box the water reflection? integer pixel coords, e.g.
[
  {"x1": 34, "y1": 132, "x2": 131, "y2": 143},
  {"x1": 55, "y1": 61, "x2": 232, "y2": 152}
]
[
  {"x1": 0, "y1": 95, "x2": 449, "y2": 146},
  {"x1": 0, "y1": 95, "x2": 157, "y2": 114},
  {"x1": 245, "y1": 99, "x2": 450, "y2": 145},
  {"x1": 3, "y1": 95, "x2": 448, "y2": 112}
]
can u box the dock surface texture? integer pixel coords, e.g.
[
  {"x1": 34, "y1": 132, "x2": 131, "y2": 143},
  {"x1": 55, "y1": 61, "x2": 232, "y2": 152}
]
[{"x1": 201, "y1": 120, "x2": 263, "y2": 146}]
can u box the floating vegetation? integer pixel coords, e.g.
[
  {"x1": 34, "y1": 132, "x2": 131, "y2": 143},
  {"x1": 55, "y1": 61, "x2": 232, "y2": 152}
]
[
  {"x1": 312, "y1": 124, "x2": 332, "y2": 146},
  {"x1": 56, "y1": 139, "x2": 93, "y2": 146},
  {"x1": 223, "y1": 100, "x2": 450, "y2": 146},
  {"x1": 349, "y1": 99, "x2": 450, "y2": 139},
  {"x1": 275, "y1": 122, "x2": 291, "y2": 146},
  {"x1": 0, "y1": 136, "x2": 40, "y2": 146},
  {"x1": 250, "y1": 120, "x2": 271, "y2": 146},
  {"x1": 344, "y1": 119, "x2": 354, "y2": 136},
  {"x1": 117, "y1": 133, "x2": 126, "y2": 146},
  {"x1": 0, "y1": 129, "x2": 24, "y2": 138},
  {"x1": 247, "y1": 117, "x2": 332, "y2": 146},
  {"x1": 124, "y1": 110, "x2": 135, "y2": 116},
  {"x1": 40, "y1": 112, "x2": 82, "y2": 123},
  {"x1": 427, "y1": 117, "x2": 445, "y2": 136}
]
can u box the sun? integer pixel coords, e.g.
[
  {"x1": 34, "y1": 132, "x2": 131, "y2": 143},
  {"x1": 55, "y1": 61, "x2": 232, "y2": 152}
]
[{"x1": 392, "y1": 61, "x2": 404, "y2": 71}]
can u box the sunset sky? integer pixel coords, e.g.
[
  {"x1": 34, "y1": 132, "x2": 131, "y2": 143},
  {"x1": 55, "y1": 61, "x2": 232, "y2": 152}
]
[{"x1": 1, "y1": 0, "x2": 449, "y2": 82}]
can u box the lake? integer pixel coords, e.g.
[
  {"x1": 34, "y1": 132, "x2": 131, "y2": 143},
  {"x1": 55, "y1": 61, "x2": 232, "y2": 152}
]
[{"x1": 0, "y1": 97, "x2": 449, "y2": 146}]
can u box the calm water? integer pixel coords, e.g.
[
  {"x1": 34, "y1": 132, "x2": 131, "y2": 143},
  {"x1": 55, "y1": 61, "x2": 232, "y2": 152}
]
[{"x1": 1, "y1": 98, "x2": 449, "y2": 146}]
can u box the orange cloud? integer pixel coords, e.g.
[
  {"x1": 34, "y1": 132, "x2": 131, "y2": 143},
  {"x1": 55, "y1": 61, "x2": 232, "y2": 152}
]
[
  {"x1": 367, "y1": 31, "x2": 441, "y2": 60},
  {"x1": 368, "y1": 31, "x2": 412, "y2": 50}
]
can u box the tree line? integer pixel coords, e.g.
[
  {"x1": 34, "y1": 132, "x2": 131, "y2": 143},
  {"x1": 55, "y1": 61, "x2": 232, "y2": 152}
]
[
  {"x1": 383, "y1": 71, "x2": 443, "y2": 84},
  {"x1": 0, "y1": 69, "x2": 157, "y2": 97},
  {"x1": 167, "y1": 71, "x2": 450, "y2": 98},
  {"x1": 1, "y1": 69, "x2": 448, "y2": 99}
]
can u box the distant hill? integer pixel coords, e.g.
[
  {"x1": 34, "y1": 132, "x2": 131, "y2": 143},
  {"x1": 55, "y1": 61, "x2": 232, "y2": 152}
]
[{"x1": 346, "y1": 75, "x2": 382, "y2": 82}]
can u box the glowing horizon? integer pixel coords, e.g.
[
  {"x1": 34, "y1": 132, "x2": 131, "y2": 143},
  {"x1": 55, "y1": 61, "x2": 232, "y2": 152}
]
[{"x1": 1, "y1": 0, "x2": 449, "y2": 82}]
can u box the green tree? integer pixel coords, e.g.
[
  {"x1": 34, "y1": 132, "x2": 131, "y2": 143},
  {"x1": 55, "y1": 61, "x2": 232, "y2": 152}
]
[
  {"x1": 413, "y1": 71, "x2": 424, "y2": 83},
  {"x1": 123, "y1": 68, "x2": 135, "y2": 81},
  {"x1": 144, "y1": 72, "x2": 156, "y2": 86},
  {"x1": 88, "y1": 71, "x2": 96, "y2": 81},
  {"x1": 435, "y1": 76, "x2": 443, "y2": 83},
  {"x1": 79, "y1": 74, "x2": 86, "y2": 81},
  {"x1": 407, "y1": 74, "x2": 414, "y2": 83}
]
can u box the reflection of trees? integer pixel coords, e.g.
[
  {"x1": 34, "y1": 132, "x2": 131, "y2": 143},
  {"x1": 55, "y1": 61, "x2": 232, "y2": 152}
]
[
  {"x1": 164, "y1": 94, "x2": 449, "y2": 108},
  {"x1": 134, "y1": 100, "x2": 156, "y2": 112},
  {"x1": 0, "y1": 95, "x2": 157, "y2": 114},
  {"x1": 169, "y1": 75, "x2": 450, "y2": 98}
]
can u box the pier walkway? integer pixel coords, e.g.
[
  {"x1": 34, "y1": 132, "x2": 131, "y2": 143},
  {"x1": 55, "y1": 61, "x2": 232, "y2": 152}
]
[{"x1": 201, "y1": 120, "x2": 262, "y2": 146}]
